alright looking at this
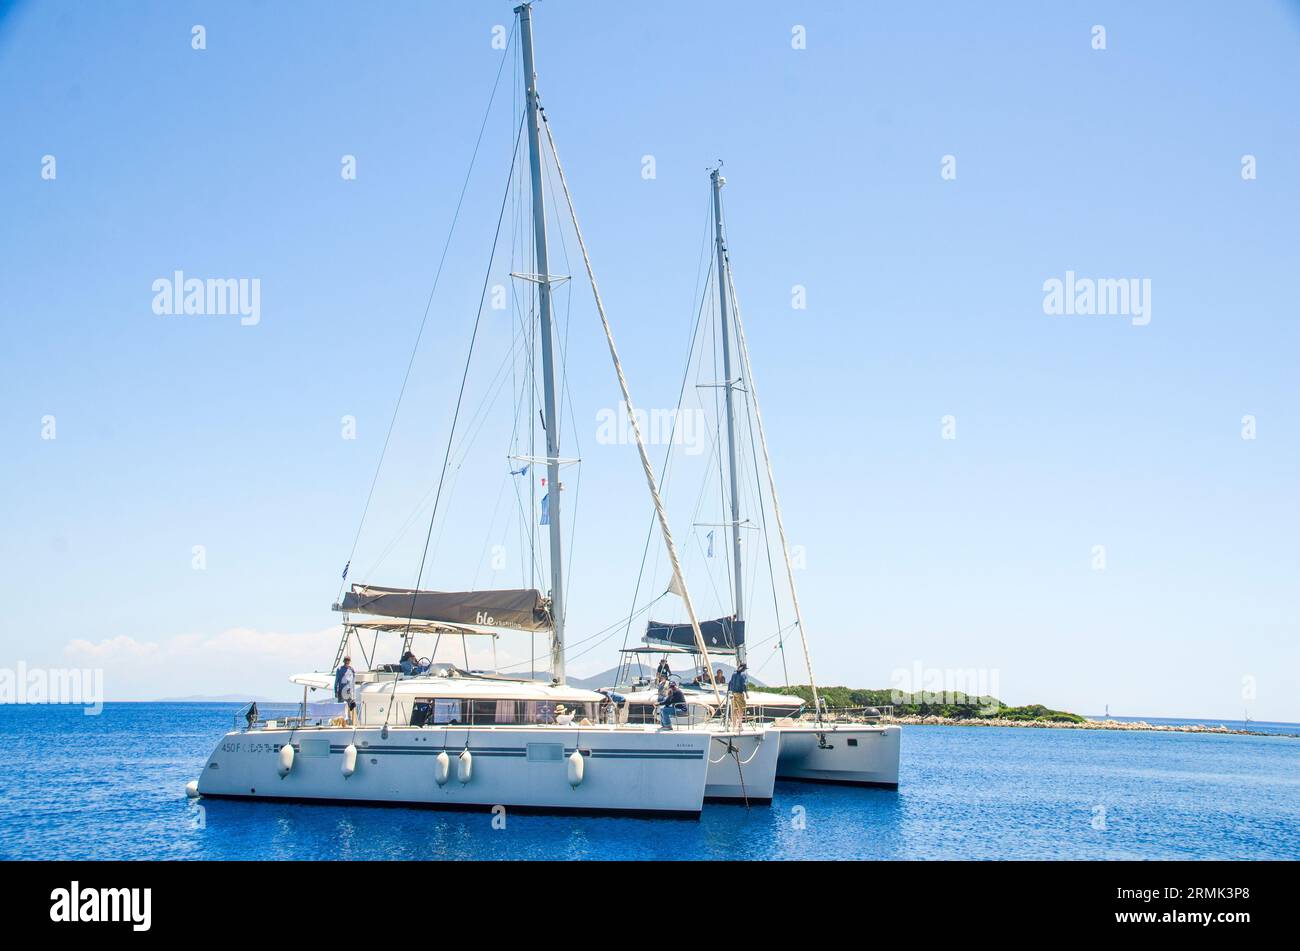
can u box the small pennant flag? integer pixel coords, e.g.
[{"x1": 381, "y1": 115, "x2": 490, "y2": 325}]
[
  {"x1": 341, "y1": 561, "x2": 350, "y2": 580},
  {"x1": 706, "y1": 530, "x2": 714, "y2": 558},
  {"x1": 540, "y1": 492, "x2": 550, "y2": 525},
  {"x1": 510, "y1": 463, "x2": 529, "y2": 476}
]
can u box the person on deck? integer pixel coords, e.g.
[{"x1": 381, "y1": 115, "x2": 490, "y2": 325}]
[
  {"x1": 727, "y1": 663, "x2": 749, "y2": 730},
  {"x1": 335, "y1": 656, "x2": 357, "y2": 726},
  {"x1": 656, "y1": 657, "x2": 671, "y2": 684},
  {"x1": 660, "y1": 681, "x2": 686, "y2": 730},
  {"x1": 597, "y1": 688, "x2": 626, "y2": 725}
]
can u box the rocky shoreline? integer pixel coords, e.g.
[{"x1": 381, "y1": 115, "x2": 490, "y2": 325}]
[{"x1": 882, "y1": 714, "x2": 1294, "y2": 738}]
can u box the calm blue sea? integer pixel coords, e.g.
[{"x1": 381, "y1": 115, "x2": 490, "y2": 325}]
[{"x1": 1, "y1": 703, "x2": 1297, "y2": 860}]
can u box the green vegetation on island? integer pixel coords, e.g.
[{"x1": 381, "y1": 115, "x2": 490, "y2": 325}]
[{"x1": 769, "y1": 686, "x2": 1087, "y2": 724}]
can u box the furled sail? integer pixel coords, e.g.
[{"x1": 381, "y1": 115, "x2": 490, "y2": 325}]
[
  {"x1": 645, "y1": 616, "x2": 743, "y2": 651},
  {"x1": 337, "y1": 584, "x2": 552, "y2": 632}
]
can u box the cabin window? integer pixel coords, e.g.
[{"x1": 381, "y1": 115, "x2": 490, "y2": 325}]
[
  {"x1": 409, "y1": 697, "x2": 594, "y2": 726},
  {"x1": 494, "y1": 699, "x2": 523, "y2": 723},
  {"x1": 627, "y1": 703, "x2": 656, "y2": 724},
  {"x1": 410, "y1": 701, "x2": 433, "y2": 727},
  {"x1": 433, "y1": 699, "x2": 463, "y2": 723},
  {"x1": 408, "y1": 698, "x2": 464, "y2": 725},
  {"x1": 470, "y1": 700, "x2": 497, "y2": 724},
  {"x1": 469, "y1": 700, "x2": 528, "y2": 724}
]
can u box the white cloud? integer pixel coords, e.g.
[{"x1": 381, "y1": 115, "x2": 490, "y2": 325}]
[
  {"x1": 64, "y1": 635, "x2": 159, "y2": 658},
  {"x1": 61, "y1": 625, "x2": 340, "y2": 700},
  {"x1": 64, "y1": 626, "x2": 337, "y2": 663}
]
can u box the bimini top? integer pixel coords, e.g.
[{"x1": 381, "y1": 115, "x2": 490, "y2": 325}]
[
  {"x1": 618, "y1": 645, "x2": 695, "y2": 655},
  {"x1": 344, "y1": 618, "x2": 498, "y2": 638},
  {"x1": 336, "y1": 584, "x2": 551, "y2": 633}
]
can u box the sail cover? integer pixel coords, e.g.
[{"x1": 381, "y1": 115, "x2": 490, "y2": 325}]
[
  {"x1": 645, "y1": 616, "x2": 744, "y2": 651},
  {"x1": 338, "y1": 584, "x2": 551, "y2": 633}
]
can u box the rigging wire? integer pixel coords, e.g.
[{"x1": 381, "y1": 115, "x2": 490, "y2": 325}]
[
  {"x1": 616, "y1": 198, "x2": 716, "y2": 657},
  {"x1": 357, "y1": 317, "x2": 533, "y2": 581},
  {"x1": 336, "y1": 21, "x2": 517, "y2": 605},
  {"x1": 724, "y1": 248, "x2": 824, "y2": 720},
  {"x1": 377, "y1": 114, "x2": 526, "y2": 731},
  {"x1": 491, "y1": 592, "x2": 667, "y2": 672}
]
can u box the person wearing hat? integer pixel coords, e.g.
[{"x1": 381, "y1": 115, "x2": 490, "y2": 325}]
[
  {"x1": 334, "y1": 655, "x2": 357, "y2": 726},
  {"x1": 727, "y1": 663, "x2": 749, "y2": 730},
  {"x1": 656, "y1": 656, "x2": 671, "y2": 684}
]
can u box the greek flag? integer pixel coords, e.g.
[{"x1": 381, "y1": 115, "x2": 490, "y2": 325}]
[{"x1": 540, "y1": 492, "x2": 550, "y2": 525}]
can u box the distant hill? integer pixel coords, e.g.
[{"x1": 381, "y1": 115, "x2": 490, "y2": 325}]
[{"x1": 769, "y1": 685, "x2": 1085, "y2": 722}]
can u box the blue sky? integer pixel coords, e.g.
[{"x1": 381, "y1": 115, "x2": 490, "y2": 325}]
[{"x1": 2, "y1": 1, "x2": 1297, "y2": 720}]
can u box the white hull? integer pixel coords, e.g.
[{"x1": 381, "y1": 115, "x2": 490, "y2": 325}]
[
  {"x1": 703, "y1": 727, "x2": 780, "y2": 803},
  {"x1": 196, "y1": 724, "x2": 711, "y2": 817},
  {"x1": 775, "y1": 724, "x2": 900, "y2": 788}
]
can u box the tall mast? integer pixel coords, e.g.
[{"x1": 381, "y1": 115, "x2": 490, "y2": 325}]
[
  {"x1": 543, "y1": 119, "x2": 722, "y2": 703},
  {"x1": 517, "y1": 3, "x2": 566, "y2": 683},
  {"x1": 711, "y1": 167, "x2": 746, "y2": 668}
]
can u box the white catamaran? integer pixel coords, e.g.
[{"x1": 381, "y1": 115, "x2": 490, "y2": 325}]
[
  {"x1": 598, "y1": 168, "x2": 900, "y2": 789},
  {"x1": 187, "y1": 3, "x2": 774, "y2": 817}
]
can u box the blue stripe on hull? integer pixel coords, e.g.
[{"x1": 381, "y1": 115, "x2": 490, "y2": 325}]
[{"x1": 315, "y1": 744, "x2": 704, "y2": 760}]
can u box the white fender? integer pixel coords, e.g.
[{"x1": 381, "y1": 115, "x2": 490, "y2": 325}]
[
  {"x1": 567, "y1": 750, "x2": 584, "y2": 788},
  {"x1": 184, "y1": 780, "x2": 200, "y2": 799},
  {"x1": 457, "y1": 749, "x2": 473, "y2": 784},
  {"x1": 277, "y1": 743, "x2": 295, "y2": 778},
  {"x1": 342, "y1": 743, "x2": 358, "y2": 777},
  {"x1": 434, "y1": 751, "x2": 451, "y2": 786}
]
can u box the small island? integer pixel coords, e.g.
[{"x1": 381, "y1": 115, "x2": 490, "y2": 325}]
[
  {"x1": 771, "y1": 686, "x2": 1085, "y2": 722},
  {"x1": 770, "y1": 686, "x2": 1283, "y2": 736}
]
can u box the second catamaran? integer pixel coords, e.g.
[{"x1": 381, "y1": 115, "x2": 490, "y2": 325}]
[{"x1": 601, "y1": 168, "x2": 900, "y2": 789}]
